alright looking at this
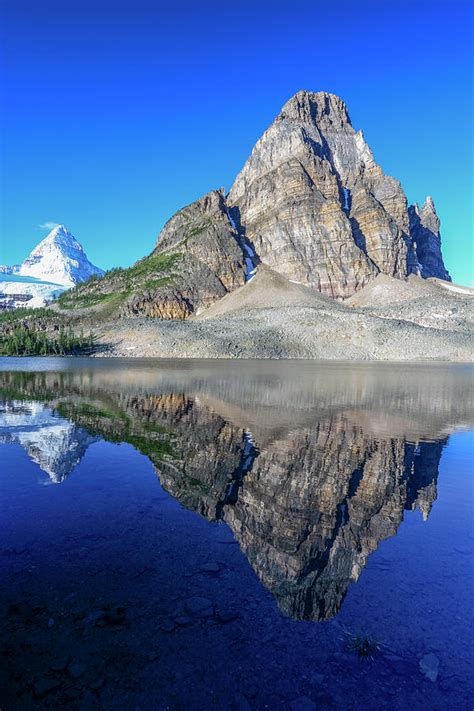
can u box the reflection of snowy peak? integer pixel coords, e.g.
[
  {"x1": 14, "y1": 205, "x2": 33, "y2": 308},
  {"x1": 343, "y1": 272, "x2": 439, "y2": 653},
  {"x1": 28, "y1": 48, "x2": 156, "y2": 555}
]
[
  {"x1": 0, "y1": 401, "x2": 97, "y2": 483},
  {"x1": 18, "y1": 225, "x2": 104, "y2": 288}
]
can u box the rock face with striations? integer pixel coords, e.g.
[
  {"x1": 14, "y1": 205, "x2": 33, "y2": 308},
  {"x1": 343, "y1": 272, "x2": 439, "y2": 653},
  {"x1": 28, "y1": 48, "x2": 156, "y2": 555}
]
[
  {"x1": 227, "y1": 90, "x2": 415, "y2": 298},
  {"x1": 408, "y1": 197, "x2": 451, "y2": 281},
  {"x1": 61, "y1": 189, "x2": 247, "y2": 319},
  {"x1": 123, "y1": 189, "x2": 248, "y2": 319}
]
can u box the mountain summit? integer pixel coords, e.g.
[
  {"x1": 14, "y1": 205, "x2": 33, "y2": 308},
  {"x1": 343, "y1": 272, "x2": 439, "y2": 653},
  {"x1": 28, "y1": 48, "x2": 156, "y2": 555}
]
[
  {"x1": 227, "y1": 89, "x2": 450, "y2": 298},
  {"x1": 17, "y1": 225, "x2": 104, "y2": 288}
]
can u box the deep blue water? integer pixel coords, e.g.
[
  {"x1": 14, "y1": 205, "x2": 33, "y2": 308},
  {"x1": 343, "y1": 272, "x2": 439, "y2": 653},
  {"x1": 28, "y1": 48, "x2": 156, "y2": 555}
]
[{"x1": 0, "y1": 359, "x2": 473, "y2": 710}]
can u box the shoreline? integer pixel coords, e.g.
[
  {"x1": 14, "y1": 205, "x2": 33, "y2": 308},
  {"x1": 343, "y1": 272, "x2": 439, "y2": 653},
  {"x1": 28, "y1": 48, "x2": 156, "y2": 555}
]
[{"x1": 1, "y1": 355, "x2": 473, "y2": 366}]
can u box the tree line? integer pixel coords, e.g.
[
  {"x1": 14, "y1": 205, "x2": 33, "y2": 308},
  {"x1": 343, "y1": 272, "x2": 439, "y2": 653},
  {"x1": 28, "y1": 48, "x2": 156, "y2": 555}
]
[{"x1": 0, "y1": 325, "x2": 94, "y2": 356}]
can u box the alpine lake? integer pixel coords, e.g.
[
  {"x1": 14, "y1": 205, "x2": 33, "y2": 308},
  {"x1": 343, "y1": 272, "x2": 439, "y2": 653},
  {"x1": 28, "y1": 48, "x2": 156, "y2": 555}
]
[{"x1": 1, "y1": 358, "x2": 473, "y2": 710}]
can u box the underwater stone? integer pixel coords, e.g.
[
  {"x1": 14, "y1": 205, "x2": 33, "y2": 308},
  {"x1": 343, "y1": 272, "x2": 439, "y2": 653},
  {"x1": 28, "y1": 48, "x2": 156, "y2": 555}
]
[
  {"x1": 33, "y1": 677, "x2": 61, "y2": 698},
  {"x1": 68, "y1": 662, "x2": 86, "y2": 679},
  {"x1": 419, "y1": 653, "x2": 440, "y2": 682},
  {"x1": 184, "y1": 596, "x2": 214, "y2": 618}
]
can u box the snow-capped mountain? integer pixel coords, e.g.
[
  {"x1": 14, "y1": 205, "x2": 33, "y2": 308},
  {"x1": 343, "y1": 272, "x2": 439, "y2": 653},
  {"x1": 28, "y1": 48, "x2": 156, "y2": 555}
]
[
  {"x1": 0, "y1": 225, "x2": 104, "y2": 308},
  {"x1": 0, "y1": 400, "x2": 98, "y2": 483},
  {"x1": 16, "y1": 225, "x2": 104, "y2": 288}
]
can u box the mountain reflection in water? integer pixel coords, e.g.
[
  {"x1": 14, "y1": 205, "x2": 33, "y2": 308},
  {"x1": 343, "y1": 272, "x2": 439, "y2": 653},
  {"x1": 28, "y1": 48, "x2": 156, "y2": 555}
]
[{"x1": 1, "y1": 362, "x2": 472, "y2": 623}]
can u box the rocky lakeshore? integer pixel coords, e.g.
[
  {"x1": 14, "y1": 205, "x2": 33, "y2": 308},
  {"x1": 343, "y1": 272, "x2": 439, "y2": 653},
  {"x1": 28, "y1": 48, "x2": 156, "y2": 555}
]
[{"x1": 91, "y1": 269, "x2": 473, "y2": 360}]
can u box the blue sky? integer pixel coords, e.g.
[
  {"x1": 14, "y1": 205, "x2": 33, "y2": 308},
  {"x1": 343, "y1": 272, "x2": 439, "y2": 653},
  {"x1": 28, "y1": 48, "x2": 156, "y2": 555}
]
[{"x1": 1, "y1": 0, "x2": 472, "y2": 284}]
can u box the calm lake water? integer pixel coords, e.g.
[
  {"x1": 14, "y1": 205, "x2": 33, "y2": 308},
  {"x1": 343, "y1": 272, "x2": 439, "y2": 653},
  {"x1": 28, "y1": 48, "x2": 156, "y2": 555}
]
[{"x1": 0, "y1": 358, "x2": 473, "y2": 710}]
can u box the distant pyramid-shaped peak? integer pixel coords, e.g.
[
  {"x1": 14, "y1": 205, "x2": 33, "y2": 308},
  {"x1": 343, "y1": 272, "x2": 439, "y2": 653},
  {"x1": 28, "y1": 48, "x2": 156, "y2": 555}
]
[
  {"x1": 18, "y1": 225, "x2": 104, "y2": 287},
  {"x1": 34, "y1": 225, "x2": 83, "y2": 253}
]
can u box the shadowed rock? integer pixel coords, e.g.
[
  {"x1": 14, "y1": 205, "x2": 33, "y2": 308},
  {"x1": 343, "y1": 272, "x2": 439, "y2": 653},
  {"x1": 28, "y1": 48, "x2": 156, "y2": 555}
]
[{"x1": 408, "y1": 197, "x2": 451, "y2": 281}]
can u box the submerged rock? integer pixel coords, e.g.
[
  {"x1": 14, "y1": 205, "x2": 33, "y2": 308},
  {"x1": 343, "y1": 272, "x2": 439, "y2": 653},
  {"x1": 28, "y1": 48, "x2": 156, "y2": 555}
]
[
  {"x1": 158, "y1": 618, "x2": 176, "y2": 633},
  {"x1": 68, "y1": 661, "x2": 87, "y2": 679},
  {"x1": 33, "y1": 677, "x2": 62, "y2": 699},
  {"x1": 419, "y1": 653, "x2": 440, "y2": 682},
  {"x1": 50, "y1": 655, "x2": 69, "y2": 672},
  {"x1": 290, "y1": 696, "x2": 317, "y2": 711},
  {"x1": 199, "y1": 561, "x2": 220, "y2": 573},
  {"x1": 184, "y1": 596, "x2": 214, "y2": 618}
]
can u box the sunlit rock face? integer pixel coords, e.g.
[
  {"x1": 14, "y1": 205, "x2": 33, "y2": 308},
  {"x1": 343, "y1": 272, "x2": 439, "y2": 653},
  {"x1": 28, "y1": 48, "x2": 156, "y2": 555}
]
[
  {"x1": 123, "y1": 190, "x2": 247, "y2": 319},
  {"x1": 0, "y1": 363, "x2": 470, "y2": 620},
  {"x1": 227, "y1": 91, "x2": 412, "y2": 298}
]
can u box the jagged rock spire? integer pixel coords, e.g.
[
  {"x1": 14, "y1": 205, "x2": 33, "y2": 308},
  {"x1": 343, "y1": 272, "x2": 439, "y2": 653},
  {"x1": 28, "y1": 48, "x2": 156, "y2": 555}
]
[{"x1": 408, "y1": 196, "x2": 451, "y2": 281}]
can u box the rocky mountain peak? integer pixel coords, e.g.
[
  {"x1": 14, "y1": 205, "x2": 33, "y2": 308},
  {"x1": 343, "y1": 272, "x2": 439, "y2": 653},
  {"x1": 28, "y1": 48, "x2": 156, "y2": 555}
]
[
  {"x1": 272, "y1": 90, "x2": 379, "y2": 185},
  {"x1": 279, "y1": 90, "x2": 352, "y2": 129},
  {"x1": 156, "y1": 189, "x2": 234, "y2": 253},
  {"x1": 423, "y1": 195, "x2": 436, "y2": 210},
  {"x1": 226, "y1": 90, "x2": 414, "y2": 297},
  {"x1": 140, "y1": 91, "x2": 454, "y2": 309},
  {"x1": 419, "y1": 196, "x2": 441, "y2": 236},
  {"x1": 116, "y1": 188, "x2": 247, "y2": 320}
]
